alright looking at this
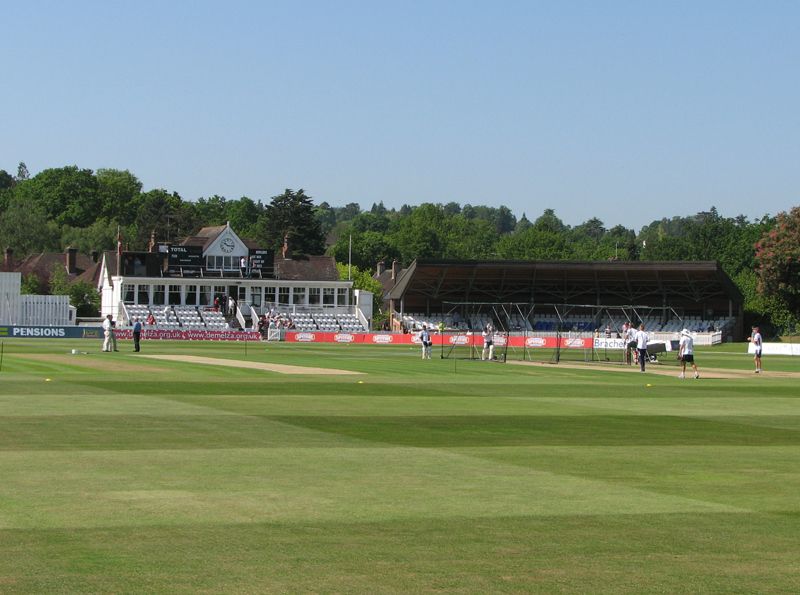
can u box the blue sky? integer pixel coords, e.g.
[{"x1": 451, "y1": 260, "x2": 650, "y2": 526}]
[{"x1": 2, "y1": 0, "x2": 798, "y2": 230}]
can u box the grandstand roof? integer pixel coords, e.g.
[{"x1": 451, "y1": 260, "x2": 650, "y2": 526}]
[{"x1": 387, "y1": 259, "x2": 743, "y2": 314}]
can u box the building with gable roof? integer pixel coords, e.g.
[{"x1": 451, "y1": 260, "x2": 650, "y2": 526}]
[{"x1": 95, "y1": 222, "x2": 363, "y2": 329}]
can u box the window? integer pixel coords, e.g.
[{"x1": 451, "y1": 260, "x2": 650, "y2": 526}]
[
  {"x1": 251, "y1": 288, "x2": 262, "y2": 308},
  {"x1": 323, "y1": 287, "x2": 335, "y2": 305},
  {"x1": 137, "y1": 285, "x2": 149, "y2": 304},
  {"x1": 169, "y1": 285, "x2": 181, "y2": 305},
  {"x1": 264, "y1": 286, "x2": 276, "y2": 307},
  {"x1": 122, "y1": 284, "x2": 135, "y2": 304},
  {"x1": 308, "y1": 287, "x2": 321, "y2": 305},
  {"x1": 278, "y1": 287, "x2": 290, "y2": 305},
  {"x1": 206, "y1": 256, "x2": 238, "y2": 271},
  {"x1": 292, "y1": 287, "x2": 306, "y2": 306},
  {"x1": 214, "y1": 286, "x2": 226, "y2": 304},
  {"x1": 186, "y1": 285, "x2": 198, "y2": 305},
  {"x1": 337, "y1": 288, "x2": 348, "y2": 306},
  {"x1": 153, "y1": 285, "x2": 166, "y2": 305},
  {"x1": 200, "y1": 285, "x2": 213, "y2": 306}
]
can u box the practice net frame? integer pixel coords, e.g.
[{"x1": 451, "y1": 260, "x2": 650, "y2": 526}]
[{"x1": 438, "y1": 302, "x2": 684, "y2": 366}]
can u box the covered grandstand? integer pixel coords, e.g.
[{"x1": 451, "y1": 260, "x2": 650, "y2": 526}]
[{"x1": 386, "y1": 260, "x2": 745, "y2": 341}]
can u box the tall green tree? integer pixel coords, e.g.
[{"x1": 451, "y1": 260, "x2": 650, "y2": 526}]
[
  {"x1": 256, "y1": 189, "x2": 325, "y2": 254},
  {"x1": 60, "y1": 218, "x2": 119, "y2": 253},
  {"x1": 329, "y1": 230, "x2": 399, "y2": 270},
  {"x1": 97, "y1": 168, "x2": 142, "y2": 224},
  {"x1": 225, "y1": 197, "x2": 264, "y2": 239},
  {"x1": 13, "y1": 166, "x2": 100, "y2": 226},
  {"x1": 533, "y1": 209, "x2": 567, "y2": 233},
  {"x1": 390, "y1": 203, "x2": 447, "y2": 264},
  {"x1": 442, "y1": 216, "x2": 498, "y2": 260},
  {"x1": 0, "y1": 169, "x2": 14, "y2": 212},
  {"x1": 129, "y1": 189, "x2": 191, "y2": 249},
  {"x1": 0, "y1": 194, "x2": 59, "y2": 255},
  {"x1": 314, "y1": 202, "x2": 337, "y2": 236},
  {"x1": 193, "y1": 195, "x2": 228, "y2": 226},
  {"x1": 495, "y1": 226, "x2": 571, "y2": 260}
]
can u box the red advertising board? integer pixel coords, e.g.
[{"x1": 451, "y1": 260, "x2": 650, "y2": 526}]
[{"x1": 110, "y1": 329, "x2": 594, "y2": 348}]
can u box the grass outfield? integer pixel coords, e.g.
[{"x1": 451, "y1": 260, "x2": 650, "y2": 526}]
[{"x1": 1, "y1": 338, "x2": 799, "y2": 593}]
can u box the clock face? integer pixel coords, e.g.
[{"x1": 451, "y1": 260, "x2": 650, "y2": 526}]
[{"x1": 220, "y1": 237, "x2": 235, "y2": 253}]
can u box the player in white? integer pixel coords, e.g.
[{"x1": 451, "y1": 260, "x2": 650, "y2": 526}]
[
  {"x1": 102, "y1": 314, "x2": 118, "y2": 352},
  {"x1": 481, "y1": 323, "x2": 495, "y2": 361},
  {"x1": 678, "y1": 329, "x2": 699, "y2": 379},
  {"x1": 635, "y1": 324, "x2": 649, "y2": 372},
  {"x1": 750, "y1": 325, "x2": 763, "y2": 373},
  {"x1": 419, "y1": 325, "x2": 432, "y2": 360}
]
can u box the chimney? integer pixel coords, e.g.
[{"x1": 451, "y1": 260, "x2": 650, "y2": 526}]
[
  {"x1": 281, "y1": 234, "x2": 291, "y2": 260},
  {"x1": 376, "y1": 261, "x2": 385, "y2": 276},
  {"x1": 91, "y1": 250, "x2": 99, "y2": 263},
  {"x1": 66, "y1": 247, "x2": 78, "y2": 275},
  {"x1": 4, "y1": 247, "x2": 12, "y2": 270},
  {"x1": 391, "y1": 259, "x2": 398, "y2": 281}
]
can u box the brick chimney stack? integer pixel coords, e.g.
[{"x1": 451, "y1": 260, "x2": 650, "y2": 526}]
[
  {"x1": 391, "y1": 260, "x2": 398, "y2": 281},
  {"x1": 4, "y1": 247, "x2": 12, "y2": 271},
  {"x1": 377, "y1": 261, "x2": 385, "y2": 276}
]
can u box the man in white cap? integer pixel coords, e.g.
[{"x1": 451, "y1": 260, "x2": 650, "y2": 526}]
[{"x1": 678, "y1": 329, "x2": 699, "y2": 379}]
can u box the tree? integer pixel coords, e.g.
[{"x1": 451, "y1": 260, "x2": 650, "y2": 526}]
[
  {"x1": 335, "y1": 262, "x2": 384, "y2": 324},
  {"x1": 193, "y1": 195, "x2": 228, "y2": 226},
  {"x1": 13, "y1": 166, "x2": 101, "y2": 227},
  {"x1": 129, "y1": 189, "x2": 191, "y2": 249},
  {"x1": 96, "y1": 168, "x2": 142, "y2": 224},
  {"x1": 755, "y1": 206, "x2": 800, "y2": 319},
  {"x1": 314, "y1": 201, "x2": 337, "y2": 236},
  {"x1": 336, "y1": 202, "x2": 362, "y2": 222},
  {"x1": 390, "y1": 203, "x2": 446, "y2": 263},
  {"x1": 350, "y1": 211, "x2": 390, "y2": 234},
  {"x1": 0, "y1": 194, "x2": 60, "y2": 255},
  {"x1": 68, "y1": 280, "x2": 101, "y2": 317},
  {"x1": 0, "y1": 169, "x2": 15, "y2": 191},
  {"x1": 515, "y1": 213, "x2": 532, "y2": 233},
  {"x1": 225, "y1": 197, "x2": 263, "y2": 239},
  {"x1": 60, "y1": 218, "x2": 119, "y2": 253},
  {"x1": 48, "y1": 263, "x2": 100, "y2": 315},
  {"x1": 20, "y1": 273, "x2": 44, "y2": 294},
  {"x1": 0, "y1": 170, "x2": 14, "y2": 213},
  {"x1": 533, "y1": 209, "x2": 567, "y2": 233},
  {"x1": 495, "y1": 226, "x2": 571, "y2": 260},
  {"x1": 16, "y1": 162, "x2": 29, "y2": 181},
  {"x1": 442, "y1": 216, "x2": 498, "y2": 260},
  {"x1": 256, "y1": 189, "x2": 325, "y2": 254},
  {"x1": 329, "y1": 230, "x2": 399, "y2": 270},
  {"x1": 49, "y1": 262, "x2": 70, "y2": 296}
]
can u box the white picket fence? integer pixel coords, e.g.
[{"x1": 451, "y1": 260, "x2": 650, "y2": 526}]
[{"x1": 0, "y1": 272, "x2": 73, "y2": 326}]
